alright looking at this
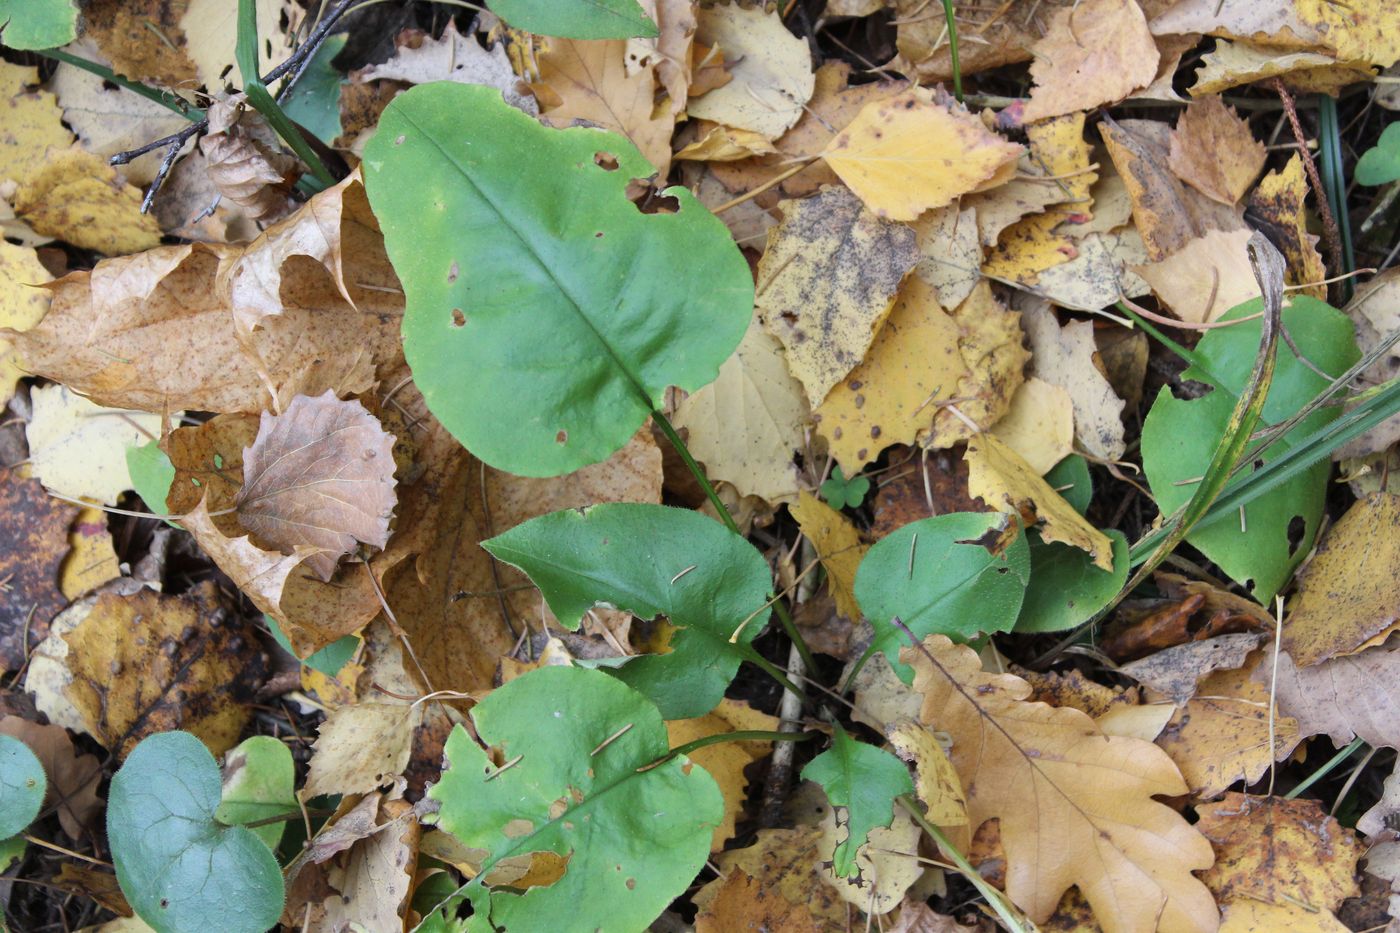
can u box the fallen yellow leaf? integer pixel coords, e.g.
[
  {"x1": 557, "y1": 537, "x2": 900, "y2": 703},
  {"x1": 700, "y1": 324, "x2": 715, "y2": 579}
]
[
  {"x1": 1022, "y1": 0, "x2": 1160, "y2": 122},
  {"x1": 988, "y1": 376, "x2": 1075, "y2": 475},
  {"x1": 1135, "y1": 228, "x2": 1261, "y2": 323},
  {"x1": 790, "y1": 491, "x2": 867, "y2": 622},
  {"x1": 1247, "y1": 155, "x2": 1327, "y2": 300},
  {"x1": 687, "y1": 3, "x2": 814, "y2": 139},
  {"x1": 0, "y1": 239, "x2": 51, "y2": 405},
  {"x1": 1167, "y1": 96, "x2": 1266, "y2": 205},
  {"x1": 59, "y1": 508, "x2": 121, "y2": 601},
  {"x1": 927, "y1": 282, "x2": 1030, "y2": 449},
  {"x1": 14, "y1": 148, "x2": 161, "y2": 256},
  {"x1": 25, "y1": 384, "x2": 161, "y2": 507},
  {"x1": 0, "y1": 62, "x2": 73, "y2": 189}
]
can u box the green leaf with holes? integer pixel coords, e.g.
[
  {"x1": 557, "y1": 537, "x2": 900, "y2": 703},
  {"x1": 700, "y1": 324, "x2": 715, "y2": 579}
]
[
  {"x1": 488, "y1": 0, "x2": 658, "y2": 38},
  {"x1": 362, "y1": 82, "x2": 751, "y2": 477},
  {"x1": 1141, "y1": 297, "x2": 1357, "y2": 602},
  {"x1": 483, "y1": 504, "x2": 772, "y2": 718},
  {"x1": 108, "y1": 731, "x2": 284, "y2": 933},
  {"x1": 0, "y1": 734, "x2": 45, "y2": 839},
  {"x1": 430, "y1": 665, "x2": 721, "y2": 933},
  {"x1": 855, "y1": 512, "x2": 1031, "y2": 683},
  {"x1": 0, "y1": 0, "x2": 78, "y2": 50},
  {"x1": 801, "y1": 725, "x2": 912, "y2": 878}
]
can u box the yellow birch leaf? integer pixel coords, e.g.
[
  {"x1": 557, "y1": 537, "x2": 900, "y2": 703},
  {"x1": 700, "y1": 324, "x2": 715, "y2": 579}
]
[
  {"x1": 1189, "y1": 40, "x2": 1374, "y2": 97},
  {"x1": 14, "y1": 148, "x2": 161, "y2": 256},
  {"x1": 757, "y1": 187, "x2": 919, "y2": 406},
  {"x1": 687, "y1": 3, "x2": 814, "y2": 139},
  {"x1": 25, "y1": 384, "x2": 162, "y2": 507},
  {"x1": 983, "y1": 112, "x2": 1097, "y2": 283},
  {"x1": 815, "y1": 276, "x2": 963, "y2": 471},
  {"x1": 911, "y1": 204, "x2": 981, "y2": 310},
  {"x1": 1295, "y1": 0, "x2": 1400, "y2": 67},
  {"x1": 1021, "y1": 299, "x2": 1126, "y2": 460},
  {"x1": 0, "y1": 63, "x2": 73, "y2": 189},
  {"x1": 60, "y1": 508, "x2": 121, "y2": 601},
  {"x1": 905, "y1": 635, "x2": 1218, "y2": 931},
  {"x1": 1034, "y1": 228, "x2": 1153, "y2": 312},
  {"x1": 674, "y1": 317, "x2": 808, "y2": 503},
  {"x1": 674, "y1": 122, "x2": 778, "y2": 162},
  {"x1": 887, "y1": 720, "x2": 968, "y2": 831},
  {"x1": 1167, "y1": 96, "x2": 1266, "y2": 205},
  {"x1": 988, "y1": 376, "x2": 1074, "y2": 476},
  {"x1": 926, "y1": 282, "x2": 1030, "y2": 449},
  {"x1": 790, "y1": 491, "x2": 867, "y2": 622},
  {"x1": 822, "y1": 89, "x2": 1023, "y2": 221},
  {"x1": 1247, "y1": 155, "x2": 1327, "y2": 300},
  {"x1": 1218, "y1": 899, "x2": 1350, "y2": 933},
  {"x1": 1135, "y1": 228, "x2": 1260, "y2": 323},
  {"x1": 0, "y1": 239, "x2": 51, "y2": 405},
  {"x1": 1022, "y1": 0, "x2": 1160, "y2": 123},
  {"x1": 965, "y1": 432, "x2": 1115, "y2": 571}
]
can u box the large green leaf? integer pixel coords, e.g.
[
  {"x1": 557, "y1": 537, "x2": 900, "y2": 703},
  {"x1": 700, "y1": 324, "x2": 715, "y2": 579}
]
[
  {"x1": 0, "y1": 0, "x2": 78, "y2": 50},
  {"x1": 108, "y1": 731, "x2": 284, "y2": 933},
  {"x1": 1141, "y1": 298, "x2": 1358, "y2": 601},
  {"x1": 855, "y1": 512, "x2": 1031, "y2": 682},
  {"x1": 1015, "y1": 530, "x2": 1129, "y2": 633},
  {"x1": 362, "y1": 82, "x2": 752, "y2": 477},
  {"x1": 487, "y1": 0, "x2": 658, "y2": 39},
  {"x1": 484, "y1": 504, "x2": 771, "y2": 718},
  {"x1": 0, "y1": 734, "x2": 45, "y2": 839},
  {"x1": 800, "y1": 725, "x2": 912, "y2": 878},
  {"x1": 281, "y1": 33, "x2": 346, "y2": 145},
  {"x1": 215, "y1": 736, "x2": 298, "y2": 851},
  {"x1": 430, "y1": 665, "x2": 722, "y2": 933}
]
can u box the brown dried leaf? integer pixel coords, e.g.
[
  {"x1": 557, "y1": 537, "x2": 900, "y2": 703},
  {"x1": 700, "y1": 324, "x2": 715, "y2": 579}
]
[
  {"x1": 1120, "y1": 633, "x2": 1264, "y2": 705},
  {"x1": 906, "y1": 635, "x2": 1218, "y2": 931},
  {"x1": 303, "y1": 703, "x2": 422, "y2": 798},
  {"x1": 1268, "y1": 644, "x2": 1400, "y2": 748},
  {"x1": 78, "y1": 0, "x2": 199, "y2": 87},
  {"x1": 870, "y1": 447, "x2": 985, "y2": 540},
  {"x1": 1021, "y1": 0, "x2": 1160, "y2": 123},
  {"x1": 62, "y1": 582, "x2": 266, "y2": 759},
  {"x1": 1247, "y1": 156, "x2": 1327, "y2": 302},
  {"x1": 235, "y1": 392, "x2": 397, "y2": 582},
  {"x1": 163, "y1": 413, "x2": 261, "y2": 518},
  {"x1": 1167, "y1": 96, "x2": 1266, "y2": 205},
  {"x1": 199, "y1": 97, "x2": 299, "y2": 221},
  {"x1": 359, "y1": 21, "x2": 535, "y2": 114},
  {"x1": 0, "y1": 472, "x2": 76, "y2": 672}
]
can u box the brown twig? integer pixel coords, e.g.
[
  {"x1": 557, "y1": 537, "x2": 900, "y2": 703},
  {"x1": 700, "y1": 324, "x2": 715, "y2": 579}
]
[{"x1": 1272, "y1": 78, "x2": 1344, "y2": 300}]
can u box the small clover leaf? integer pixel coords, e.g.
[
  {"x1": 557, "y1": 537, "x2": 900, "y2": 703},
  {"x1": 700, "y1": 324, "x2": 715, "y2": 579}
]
[{"x1": 820, "y1": 466, "x2": 871, "y2": 510}]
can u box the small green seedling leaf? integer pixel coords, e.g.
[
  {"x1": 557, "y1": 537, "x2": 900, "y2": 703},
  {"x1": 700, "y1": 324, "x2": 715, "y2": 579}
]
[
  {"x1": 363, "y1": 83, "x2": 751, "y2": 477},
  {"x1": 1045, "y1": 454, "x2": 1092, "y2": 515},
  {"x1": 0, "y1": 0, "x2": 78, "y2": 50},
  {"x1": 820, "y1": 466, "x2": 871, "y2": 510},
  {"x1": 0, "y1": 734, "x2": 45, "y2": 839},
  {"x1": 1015, "y1": 529, "x2": 1129, "y2": 633},
  {"x1": 215, "y1": 736, "x2": 298, "y2": 851},
  {"x1": 126, "y1": 440, "x2": 176, "y2": 518},
  {"x1": 108, "y1": 731, "x2": 284, "y2": 933},
  {"x1": 487, "y1": 0, "x2": 658, "y2": 39},
  {"x1": 1141, "y1": 297, "x2": 1358, "y2": 601},
  {"x1": 855, "y1": 511, "x2": 1031, "y2": 682},
  {"x1": 484, "y1": 504, "x2": 772, "y2": 718},
  {"x1": 801, "y1": 725, "x2": 912, "y2": 878},
  {"x1": 265, "y1": 614, "x2": 359, "y2": 676},
  {"x1": 1356, "y1": 123, "x2": 1400, "y2": 187},
  {"x1": 430, "y1": 665, "x2": 722, "y2": 932},
  {"x1": 281, "y1": 34, "x2": 346, "y2": 146}
]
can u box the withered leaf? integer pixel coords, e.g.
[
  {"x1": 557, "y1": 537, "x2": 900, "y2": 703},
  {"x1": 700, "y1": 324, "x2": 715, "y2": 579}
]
[
  {"x1": 62, "y1": 581, "x2": 266, "y2": 760},
  {"x1": 0, "y1": 472, "x2": 77, "y2": 672}
]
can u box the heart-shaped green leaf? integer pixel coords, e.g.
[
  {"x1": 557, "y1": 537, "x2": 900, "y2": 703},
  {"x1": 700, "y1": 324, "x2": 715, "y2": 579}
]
[
  {"x1": 215, "y1": 736, "x2": 298, "y2": 851},
  {"x1": 1015, "y1": 530, "x2": 1128, "y2": 633},
  {"x1": 855, "y1": 512, "x2": 1031, "y2": 682},
  {"x1": 0, "y1": 734, "x2": 45, "y2": 839},
  {"x1": 108, "y1": 731, "x2": 284, "y2": 933},
  {"x1": 430, "y1": 665, "x2": 722, "y2": 932},
  {"x1": 487, "y1": 0, "x2": 658, "y2": 38},
  {"x1": 801, "y1": 725, "x2": 912, "y2": 877},
  {"x1": 484, "y1": 504, "x2": 772, "y2": 718},
  {"x1": 1357, "y1": 123, "x2": 1400, "y2": 187},
  {"x1": 1141, "y1": 297, "x2": 1357, "y2": 601},
  {"x1": 362, "y1": 83, "x2": 752, "y2": 477}
]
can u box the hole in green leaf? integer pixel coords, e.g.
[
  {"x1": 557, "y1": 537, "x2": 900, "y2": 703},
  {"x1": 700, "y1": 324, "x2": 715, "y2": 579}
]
[
  {"x1": 593, "y1": 152, "x2": 618, "y2": 171},
  {"x1": 451, "y1": 309, "x2": 465, "y2": 327}
]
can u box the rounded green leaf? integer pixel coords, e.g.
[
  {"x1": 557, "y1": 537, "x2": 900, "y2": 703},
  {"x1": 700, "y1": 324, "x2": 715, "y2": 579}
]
[
  {"x1": 0, "y1": 0, "x2": 78, "y2": 50},
  {"x1": 430, "y1": 665, "x2": 722, "y2": 932},
  {"x1": 1141, "y1": 297, "x2": 1358, "y2": 602},
  {"x1": 362, "y1": 82, "x2": 752, "y2": 477},
  {"x1": 800, "y1": 725, "x2": 912, "y2": 878},
  {"x1": 855, "y1": 512, "x2": 1031, "y2": 683},
  {"x1": 1015, "y1": 529, "x2": 1128, "y2": 634},
  {"x1": 215, "y1": 736, "x2": 298, "y2": 851},
  {"x1": 483, "y1": 503, "x2": 771, "y2": 718},
  {"x1": 0, "y1": 734, "x2": 45, "y2": 839},
  {"x1": 488, "y1": 0, "x2": 658, "y2": 38},
  {"x1": 1045, "y1": 454, "x2": 1092, "y2": 515},
  {"x1": 1356, "y1": 123, "x2": 1400, "y2": 187},
  {"x1": 108, "y1": 731, "x2": 284, "y2": 933},
  {"x1": 126, "y1": 440, "x2": 176, "y2": 521}
]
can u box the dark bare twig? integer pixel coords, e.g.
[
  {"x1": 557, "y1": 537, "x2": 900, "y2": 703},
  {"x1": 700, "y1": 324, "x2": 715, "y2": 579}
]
[
  {"x1": 110, "y1": 0, "x2": 360, "y2": 213},
  {"x1": 1272, "y1": 79, "x2": 1345, "y2": 296}
]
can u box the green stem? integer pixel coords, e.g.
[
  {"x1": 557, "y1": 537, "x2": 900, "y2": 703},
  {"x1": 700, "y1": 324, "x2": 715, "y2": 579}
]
[
  {"x1": 1284, "y1": 737, "x2": 1366, "y2": 800},
  {"x1": 35, "y1": 49, "x2": 203, "y2": 120},
  {"x1": 651, "y1": 407, "x2": 820, "y2": 680},
  {"x1": 741, "y1": 645, "x2": 806, "y2": 699},
  {"x1": 662, "y1": 729, "x2": 814, "y2": 764},
  {"x1": 237, "y1": 0, "x2": 335, "y2": 189},
  {"x1": 1317, "y1": 95, "x2": 1355, "y2": 304},
  {"x1": 939, "y1": 0, "x2": 963, "y2": 103},
  {"x1": 897, "y1": 796, "x2": 1030, "y2": 933},
  {"x1": 1116, "y1": 301, "x2": 1206, "y2": 370}
]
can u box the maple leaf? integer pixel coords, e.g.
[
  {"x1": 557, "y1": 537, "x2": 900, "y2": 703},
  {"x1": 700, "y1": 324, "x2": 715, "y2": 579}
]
[{"x1": 905, "y1": 635, "x2": 1218, "y2": 932}]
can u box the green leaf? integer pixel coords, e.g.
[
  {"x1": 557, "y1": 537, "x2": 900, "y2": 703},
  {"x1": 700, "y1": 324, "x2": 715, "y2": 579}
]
[
  {"x1": 855, "y1": 512, "x2": 1031, "y2": 682},
  {"x1": 0, "y1": 735, "x2": 45, "y2": 839},
  {"x1": 363, "y1": 83, "x2": 751, "y2": 477},
  {"x1": 0, "y1": 834, "x2": 24, "y2": 872},
  {"x1": 265, "y1": 614, "x2": 359, "y2": 676},
  {"x1": 1015, "y1": 529, "x2": 1129, "y2": 633},
  {"x1": 1356, "y1": 123, "x2": 1400, "y2": 187},
  {"x1": 1045, "y1": 454, "x2": 1092, "y2": 515},
  {"x1": 280, "y1": 33, "x2": 346, "y2": 145},
  {"x1": 820, "y1": 466, "x2": 870, "y2": 510},
  {"x1": 215, "y1": 736, "x2": 298, "y2": 851},
  {"x1": 430, "y1": 665, "x2": 722, "y2": 932},
  {"x1": 1141, "y1": 297, "x2": 1358, "y2": 601},
  {"x1": 126, "y1": 440, "x2": 176, "y2": 517},
  {"x1": 800, "y1": 725, "x2": 913, "y2": 878},
  {"x1": 108, "y1": 731, "x2": 284, "y2": 933},
  {"x1": 487, "y1": 0, "x2": 658, "y2": 38},
  {"x1": 0, "y1": 0, "x2": 77, "y2": 50},
  {"x1": 483, "y1": 504, "x2": 771, "y2": 718}
]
